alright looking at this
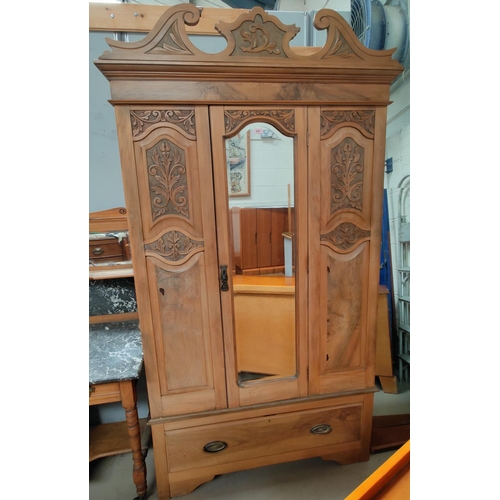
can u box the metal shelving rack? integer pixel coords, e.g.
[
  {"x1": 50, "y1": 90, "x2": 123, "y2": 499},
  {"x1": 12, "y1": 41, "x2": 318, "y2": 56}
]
[{"x1": 396, "y1": 175, "x2": 410, "y2": 383}]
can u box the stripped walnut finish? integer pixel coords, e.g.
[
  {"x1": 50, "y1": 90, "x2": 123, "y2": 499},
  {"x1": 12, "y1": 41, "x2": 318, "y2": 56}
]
[
  {"x1": 325, "y1": 250, "x2": 364, "y2": 371},
  {"x1": 94, "y1": 4, "x2": 403, "y2": 499}
]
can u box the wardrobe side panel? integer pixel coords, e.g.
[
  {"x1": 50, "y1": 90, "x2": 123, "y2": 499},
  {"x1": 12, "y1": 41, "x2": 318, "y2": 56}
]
[
  {"x1": 310, "y1": 108, "x2": 378, "y2": 395},
  {"x1": 129, "y1": 106, "x2": 227, "y2": 417}
]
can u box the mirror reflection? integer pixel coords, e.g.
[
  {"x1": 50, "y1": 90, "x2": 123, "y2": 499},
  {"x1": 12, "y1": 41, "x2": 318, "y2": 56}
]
[{"x1": 226, "y1": 122, "x2": 296, "y2": 385}]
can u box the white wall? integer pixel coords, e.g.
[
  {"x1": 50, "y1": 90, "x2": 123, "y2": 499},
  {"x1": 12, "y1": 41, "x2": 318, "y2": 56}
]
[{"x1": 228, "y1": 124, "x2": 294, "y2": 210}]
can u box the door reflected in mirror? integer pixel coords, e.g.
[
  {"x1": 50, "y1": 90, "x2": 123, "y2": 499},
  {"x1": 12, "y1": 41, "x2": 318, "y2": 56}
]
[{"x1": 226, "y1": 122, "x2": 296, "y2": 386}]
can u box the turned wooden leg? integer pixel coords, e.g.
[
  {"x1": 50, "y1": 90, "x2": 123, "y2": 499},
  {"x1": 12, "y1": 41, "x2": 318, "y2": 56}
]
[{"x1": 120, "y1": 380, "x2": 148, "y2": 500}]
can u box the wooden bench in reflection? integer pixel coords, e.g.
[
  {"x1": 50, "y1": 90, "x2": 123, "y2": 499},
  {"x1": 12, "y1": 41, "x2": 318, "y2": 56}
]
[{"x1": 233, "y1": 275, "x2": 296, "y2": 379}]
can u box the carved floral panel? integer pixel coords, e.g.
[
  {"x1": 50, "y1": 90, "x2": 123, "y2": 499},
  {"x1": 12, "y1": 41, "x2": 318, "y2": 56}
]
[
  {"x1": 225, "y1": 109, "x2": 295, "y2": 134},
  {"x1": 145, "y1": 230, "x2": 203, "y2": 263},
  {"x1": 330, "y1": 138, "x2": 365, "y2": 213},
  {"x1": 321, "y1": 110, "x2": 375, "y2": 137},
  {"x1": 321, "y1": 223, "x2": 370, "y2": 251},
  {"x1": 131, "y1": 110, "x2": 196, "y2": 138},
  {"x1": 147, "y1": 139, "x2": 190, "y2": 221}
]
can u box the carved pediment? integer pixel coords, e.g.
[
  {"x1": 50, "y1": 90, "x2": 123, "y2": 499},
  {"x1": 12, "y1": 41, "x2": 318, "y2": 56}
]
[{"x1": 96, "y1": 3, "x2": 403, "y2": 82}]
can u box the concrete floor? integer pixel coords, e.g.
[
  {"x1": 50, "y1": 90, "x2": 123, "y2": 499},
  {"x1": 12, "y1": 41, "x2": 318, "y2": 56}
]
[{"x1": 89, "y1": 382, "x2": 410, "y2": 500}]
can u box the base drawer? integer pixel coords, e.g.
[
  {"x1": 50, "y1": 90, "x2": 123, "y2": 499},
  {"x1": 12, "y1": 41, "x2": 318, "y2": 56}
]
[{"x1": 165, "y1": 403, "x2": 362, "y2": 472}]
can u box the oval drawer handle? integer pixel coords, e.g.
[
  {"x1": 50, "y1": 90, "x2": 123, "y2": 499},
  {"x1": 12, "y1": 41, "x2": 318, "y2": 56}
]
[
  {"x1": 310, "y1": 424, "x2": 332, "y2": 435},
  {"x1": 203, "y1": 441, "x2": 228, "y2": 453},
  {"x1": 93, "y1": 247, "x2": 104, "y2": 255}
]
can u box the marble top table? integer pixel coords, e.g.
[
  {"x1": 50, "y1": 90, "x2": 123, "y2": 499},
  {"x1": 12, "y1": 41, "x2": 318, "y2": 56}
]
[{"x1": 89, "y1": 320, "x2": 143, "y2": 385}]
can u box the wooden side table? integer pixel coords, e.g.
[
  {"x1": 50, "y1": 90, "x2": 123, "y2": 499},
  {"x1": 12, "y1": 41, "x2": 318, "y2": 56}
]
[{"x1": 89, "y1": 321, "x2": 148, "y2": 500}]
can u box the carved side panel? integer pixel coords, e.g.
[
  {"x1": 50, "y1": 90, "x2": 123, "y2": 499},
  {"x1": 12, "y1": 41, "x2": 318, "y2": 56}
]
[
  {"x1": 147, "y1": 138, "x2": 190, "y2": 222},
  {"x1": 311, "y1": 112, "x2": 376, "y2": 395},
  {"x1": 130, "y1": 107, "x2": 226, "y2": 417}
]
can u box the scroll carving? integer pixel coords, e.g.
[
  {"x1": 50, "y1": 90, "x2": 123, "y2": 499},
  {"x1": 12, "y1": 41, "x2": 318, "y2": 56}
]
[
  {"x1": 225, "y1": 110, "x2": 295, "y2": 134},
  {"x1": 321, "y1": 223, "x2": 370, "y2": 250},
  {"x1": 331, "y1": 138, "x2": 365, "y2": 213},
  {"x1": 321, "y1": 110, "x2": 375, "y2": 137},
  {"x1": 131, "y1": 110, "x2": 196, "y2": 138},
  {"x1": 145, "y1": 230, "x2": 203, "y2": 262},
  {"x1": 147, "y1": 139, "x2": 189, "y2": 221},
  {"x1": 148, "y1": 19, "x2": 195, "y2": 56},
  {"x1": 321, "y1": 27, "x2": 356, "y2": 59}
]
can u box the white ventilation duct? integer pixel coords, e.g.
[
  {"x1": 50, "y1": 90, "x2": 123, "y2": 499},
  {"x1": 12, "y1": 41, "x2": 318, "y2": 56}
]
[
  {"x1": 352, "y1": 0, "x2": 409, "y2": 67},
  {"x1": 276, "y1": 0, "x2": 409, "y2": 68}
]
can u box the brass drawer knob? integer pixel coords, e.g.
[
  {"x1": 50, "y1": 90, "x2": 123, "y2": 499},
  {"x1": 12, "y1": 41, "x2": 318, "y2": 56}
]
[
  {"x1": 203, "y1": 441, "x2": 228, "y2": 453},
  {"x1": 310, "y1": 424, "x2": 332, "y2": 435},
  {"x1": 89, "y1": 386, "x2": 95, "y2": 396},
  {"x1": 93, "y1": 247, "x2": 104, "y2": 255}
]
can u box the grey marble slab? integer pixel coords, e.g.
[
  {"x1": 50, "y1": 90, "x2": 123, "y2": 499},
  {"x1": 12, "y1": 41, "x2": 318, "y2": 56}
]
[
  {"x1": 89, "y1": 278, "x2": 137, "y2": 317},
  {"x1": 89, "y1": 320, "x2": 143, "y2": 385}
]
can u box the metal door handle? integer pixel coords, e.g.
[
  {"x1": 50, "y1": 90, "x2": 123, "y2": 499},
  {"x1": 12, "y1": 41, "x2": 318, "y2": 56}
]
[{"x1": 220, "y1": 265, "x2": 229, "y2": 292}]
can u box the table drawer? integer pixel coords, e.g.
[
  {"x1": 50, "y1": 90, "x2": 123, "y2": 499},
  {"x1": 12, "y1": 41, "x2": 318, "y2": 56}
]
[
  {"x1": 89, "y1": 382, "x2": 121, "y2": 405},
  {"x1": 165, "y1": 403, "x2": 362, "y2": 472},
  {"x1": 89, "y1": 238, "x2": 124, "y2": 262}
]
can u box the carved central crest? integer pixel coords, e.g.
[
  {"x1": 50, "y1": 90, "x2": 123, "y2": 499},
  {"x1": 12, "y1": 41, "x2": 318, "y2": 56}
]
[{"x1": 216, "y1": 10, "x2": 300, "y2": 58}]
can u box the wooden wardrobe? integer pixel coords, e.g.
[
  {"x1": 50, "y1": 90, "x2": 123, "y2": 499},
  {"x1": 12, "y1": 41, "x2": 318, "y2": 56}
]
[{"x1": 95, "y1": 5, "x2": 403, "y2": 499}]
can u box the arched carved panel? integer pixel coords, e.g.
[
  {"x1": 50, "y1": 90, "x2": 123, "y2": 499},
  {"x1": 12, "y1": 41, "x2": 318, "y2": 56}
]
[
  {"x1": 145, "y1": 229, "x2": 204, "y2": 265},
  {"x1": 131, "y1": 109, "x2": 196, "y2": 139},
  {"x1": 224, "y1": 109, "x2": 295, "y2": 135},
  {"x1": 320, "y1": 110, "x2": 375, "y2": 139},
  {"x1": 321, "y1": 222, "x2": 370, "y2": 253},
  {"x1": 147, "y1": 138, "x2": 190, "y2": 222},
  {"x1": 330, "y1": 137, "x2": 365, "y2": 214}
]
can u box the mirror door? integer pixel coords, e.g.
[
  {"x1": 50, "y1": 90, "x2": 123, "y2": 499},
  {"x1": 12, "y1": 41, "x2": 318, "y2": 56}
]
[{"x1": 210, "y1": 106, "x2": 308, "y2": 408}]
